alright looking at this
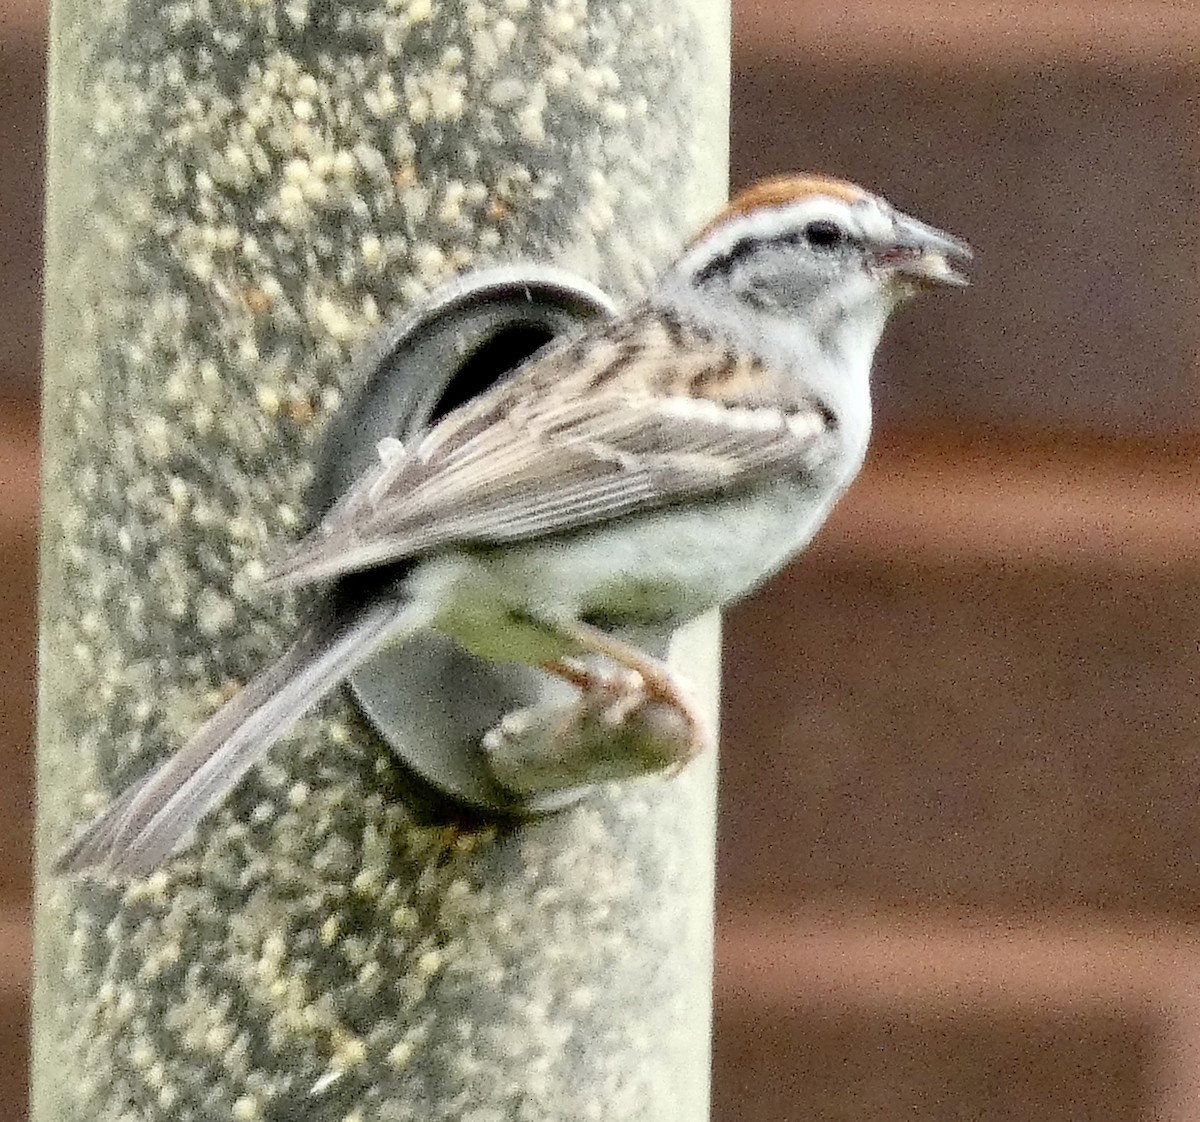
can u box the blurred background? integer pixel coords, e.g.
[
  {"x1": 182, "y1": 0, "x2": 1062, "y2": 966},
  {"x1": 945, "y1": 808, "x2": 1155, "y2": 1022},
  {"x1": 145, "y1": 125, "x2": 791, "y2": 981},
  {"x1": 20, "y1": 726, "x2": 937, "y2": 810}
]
[{"x1": 4, "y1": 0, "x2": 1200, "y2": 1117}]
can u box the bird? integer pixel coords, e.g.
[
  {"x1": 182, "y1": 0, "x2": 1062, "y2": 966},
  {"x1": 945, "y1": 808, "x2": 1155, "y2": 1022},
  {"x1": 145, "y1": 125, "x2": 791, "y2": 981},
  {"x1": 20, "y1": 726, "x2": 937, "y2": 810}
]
[{"x1": 56, "y1": 173, "x2": 971, "y2": 877}]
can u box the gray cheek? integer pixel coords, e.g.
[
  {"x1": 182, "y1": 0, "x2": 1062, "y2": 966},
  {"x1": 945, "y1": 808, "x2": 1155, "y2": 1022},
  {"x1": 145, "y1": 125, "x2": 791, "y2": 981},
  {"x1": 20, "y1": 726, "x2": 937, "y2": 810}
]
[
  {"x1": 736, "y1": 267, "x2": 826, "y2": 312},
  {"x1": 815, "y1": 302, "x2": 856, "y2": 354}
]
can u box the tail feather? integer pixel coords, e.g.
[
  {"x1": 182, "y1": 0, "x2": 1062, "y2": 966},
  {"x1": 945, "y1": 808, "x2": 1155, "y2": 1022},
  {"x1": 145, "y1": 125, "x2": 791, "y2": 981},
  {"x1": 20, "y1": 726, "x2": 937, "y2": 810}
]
[{"x1": 55, "y1": 594, "x2": 421, "y2": 878}]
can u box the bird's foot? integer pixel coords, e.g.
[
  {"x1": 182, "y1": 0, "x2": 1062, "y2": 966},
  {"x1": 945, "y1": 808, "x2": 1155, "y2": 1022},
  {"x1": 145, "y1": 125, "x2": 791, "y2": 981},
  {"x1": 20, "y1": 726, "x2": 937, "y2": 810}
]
[{"x1": 481, "y1": 660, "x2": 702, "y2": 797}]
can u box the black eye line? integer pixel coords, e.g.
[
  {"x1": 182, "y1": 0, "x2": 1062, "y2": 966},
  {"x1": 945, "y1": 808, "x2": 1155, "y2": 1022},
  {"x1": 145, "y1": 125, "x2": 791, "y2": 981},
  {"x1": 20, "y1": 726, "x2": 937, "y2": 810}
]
[
  {"x1": 693, "y1": 224, "x2": 862, "y2": 285},
  {"x1": 694, "y1": 236, "x2": 761, "y2": 284}
]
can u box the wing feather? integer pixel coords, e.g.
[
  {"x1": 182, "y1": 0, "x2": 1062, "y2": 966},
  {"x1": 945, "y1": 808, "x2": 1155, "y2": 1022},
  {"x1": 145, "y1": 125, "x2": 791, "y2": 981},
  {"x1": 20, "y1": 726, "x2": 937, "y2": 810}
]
[{"x1": 267, "y1": 309, "x2": 837, "y2": 586}]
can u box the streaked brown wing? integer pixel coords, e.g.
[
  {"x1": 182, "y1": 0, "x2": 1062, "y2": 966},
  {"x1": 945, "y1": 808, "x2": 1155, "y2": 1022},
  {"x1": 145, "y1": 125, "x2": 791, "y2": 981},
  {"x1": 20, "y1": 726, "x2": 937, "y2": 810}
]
[{"x1": 267, "y1": 310, "x2": 837, "y2": 586}]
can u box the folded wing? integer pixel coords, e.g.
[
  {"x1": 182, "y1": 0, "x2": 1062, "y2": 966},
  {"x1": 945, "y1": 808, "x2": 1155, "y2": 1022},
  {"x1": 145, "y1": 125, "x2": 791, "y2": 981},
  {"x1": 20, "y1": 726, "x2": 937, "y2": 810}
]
[{"x1": 267, "y1": 310, "x2": 838, "y2": 587}]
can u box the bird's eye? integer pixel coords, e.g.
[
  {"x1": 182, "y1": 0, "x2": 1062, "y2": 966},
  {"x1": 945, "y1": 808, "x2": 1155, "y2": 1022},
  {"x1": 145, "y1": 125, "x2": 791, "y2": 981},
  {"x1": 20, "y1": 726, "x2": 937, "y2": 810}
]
[{"x1": 804, "y1": 220, "x2": 845, "y2": 249}]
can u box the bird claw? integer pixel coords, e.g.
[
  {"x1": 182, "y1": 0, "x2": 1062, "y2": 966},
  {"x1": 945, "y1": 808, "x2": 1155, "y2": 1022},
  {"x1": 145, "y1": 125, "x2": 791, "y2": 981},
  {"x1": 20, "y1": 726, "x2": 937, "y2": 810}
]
[
  {"x1": 582, "y1": 666, "x2": 647, "y2": 727},
  {"x1": 479, "y1": 668, "x2": 704, "y2": 798}
]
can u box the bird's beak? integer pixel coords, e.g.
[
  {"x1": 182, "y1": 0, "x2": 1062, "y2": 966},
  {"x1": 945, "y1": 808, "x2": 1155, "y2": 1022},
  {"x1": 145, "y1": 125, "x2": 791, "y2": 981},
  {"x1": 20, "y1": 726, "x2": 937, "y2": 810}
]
[{"x1": 876, "y1": 215, "x2": 973, "y2": 288}]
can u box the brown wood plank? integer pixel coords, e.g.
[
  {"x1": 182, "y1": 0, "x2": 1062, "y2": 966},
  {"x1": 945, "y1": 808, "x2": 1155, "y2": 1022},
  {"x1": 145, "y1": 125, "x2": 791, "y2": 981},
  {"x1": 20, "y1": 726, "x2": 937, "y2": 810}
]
[
  {"x1": 716, "y1": 909, "x2": 1200, "y2": 1010},
  {"x1": 824, "y1": 431, "x2": 1200, "y2": 567},
  {"x1": 736, "y1": 1, "x2": 1200, "y2": 62}
]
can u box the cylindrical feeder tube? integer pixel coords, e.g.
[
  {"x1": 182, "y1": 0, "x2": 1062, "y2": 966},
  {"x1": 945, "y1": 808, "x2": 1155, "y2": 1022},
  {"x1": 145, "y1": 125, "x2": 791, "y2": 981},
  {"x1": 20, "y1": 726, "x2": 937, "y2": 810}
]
[{"x1": 35, "y1": 1, "x2": 729, "y2": 1119}]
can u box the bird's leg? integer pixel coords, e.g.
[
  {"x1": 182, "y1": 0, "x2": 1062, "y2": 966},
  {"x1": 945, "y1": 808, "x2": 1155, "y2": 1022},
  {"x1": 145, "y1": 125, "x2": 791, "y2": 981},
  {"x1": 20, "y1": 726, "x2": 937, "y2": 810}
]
[
  {"x1": 479, "y1": 618, "x2": 710, "y2": 796},
  {"x1": 540, "y1": 620, "x2": 710, "y2": 767},
  {"x1": 540, "y1": 658, "x2": 648, "y2": 727}
]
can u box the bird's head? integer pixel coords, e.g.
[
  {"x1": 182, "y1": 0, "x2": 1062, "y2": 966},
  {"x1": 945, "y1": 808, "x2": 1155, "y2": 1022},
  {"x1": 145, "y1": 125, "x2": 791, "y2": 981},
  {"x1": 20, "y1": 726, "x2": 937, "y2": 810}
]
[{"x1": 674, "y1": 174, "x2": 971, "y2": 324}]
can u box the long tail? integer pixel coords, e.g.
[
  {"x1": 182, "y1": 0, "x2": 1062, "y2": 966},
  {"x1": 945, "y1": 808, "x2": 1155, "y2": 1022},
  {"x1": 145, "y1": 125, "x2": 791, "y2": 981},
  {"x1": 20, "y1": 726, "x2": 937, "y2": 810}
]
[{"x1": 55, "y1": 594, "x2": 424, "y2": 878}]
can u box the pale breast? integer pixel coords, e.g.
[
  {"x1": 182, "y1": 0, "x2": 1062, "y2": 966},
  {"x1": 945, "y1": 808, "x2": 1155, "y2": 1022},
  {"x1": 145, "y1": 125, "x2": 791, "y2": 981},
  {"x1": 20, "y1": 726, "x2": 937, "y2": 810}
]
[{"x1": 411, "y1": 471, "x2": 848, "y2": 666}]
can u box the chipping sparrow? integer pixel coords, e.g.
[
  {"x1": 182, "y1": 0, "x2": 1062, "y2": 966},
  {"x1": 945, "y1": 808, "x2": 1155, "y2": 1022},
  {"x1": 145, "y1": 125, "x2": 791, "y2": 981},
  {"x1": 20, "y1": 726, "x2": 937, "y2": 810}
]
[{"x1": 57, "y1": 173, "x2": 970, "y2": 876}]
